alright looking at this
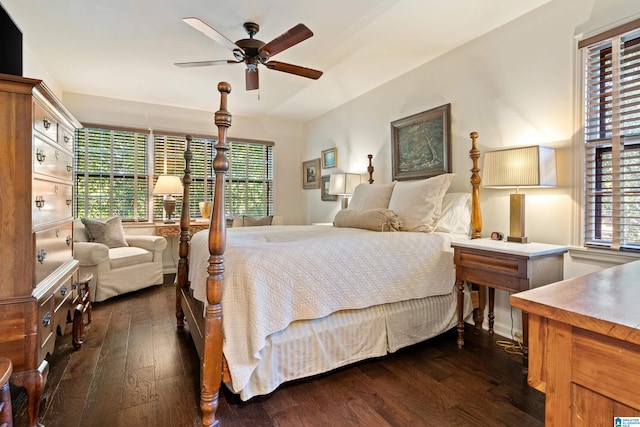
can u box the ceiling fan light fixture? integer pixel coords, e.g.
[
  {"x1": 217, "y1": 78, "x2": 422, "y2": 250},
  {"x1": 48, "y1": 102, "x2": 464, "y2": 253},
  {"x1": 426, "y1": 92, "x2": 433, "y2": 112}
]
[{"x1": 178, "y1": 19, "x2": 323, "y2": 91}]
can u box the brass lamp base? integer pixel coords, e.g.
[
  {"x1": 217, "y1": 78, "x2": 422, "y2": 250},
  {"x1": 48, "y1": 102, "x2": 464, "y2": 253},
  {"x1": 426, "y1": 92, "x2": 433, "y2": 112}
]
[
  {"x1": 507, "y1": 193, "x2": 527, "y2": 243},
  {"x1": 163, "y1": 196, "x2": 177, "y2": 224}
]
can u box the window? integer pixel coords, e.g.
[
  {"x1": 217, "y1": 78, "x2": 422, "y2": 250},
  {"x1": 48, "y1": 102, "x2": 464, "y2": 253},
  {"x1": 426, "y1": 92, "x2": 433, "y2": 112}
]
[
  {"x1": 581, "y1": 19, "x2": 640, "y2": 251},
  {"x1": 75, "y1": 127, "x2": 149, "y2": 220},
  {"x1": 76, "y1": 127, "x2": 274, "y2": 222},
  {"x1": 153, "y1": 133, "x2": 274, "y2": 220}
]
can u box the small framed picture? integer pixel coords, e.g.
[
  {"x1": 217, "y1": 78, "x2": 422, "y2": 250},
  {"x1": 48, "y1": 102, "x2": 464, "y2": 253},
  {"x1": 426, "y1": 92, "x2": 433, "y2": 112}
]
[
  {"x1": 321, "y1": 148, "x2": 337, "y2": 169},
  {"x1": 302, "y1": 158, "x2": 321, "y2": 189},
  {"x1": 321, "y1": 175, "x2": 338, "y2": 201}
]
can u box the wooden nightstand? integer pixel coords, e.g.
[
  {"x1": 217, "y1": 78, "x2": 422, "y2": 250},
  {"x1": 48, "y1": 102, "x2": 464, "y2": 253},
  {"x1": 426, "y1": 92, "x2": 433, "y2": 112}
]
[{"x1": 452, "y1": 238, "x2": 567, "y2": 372}]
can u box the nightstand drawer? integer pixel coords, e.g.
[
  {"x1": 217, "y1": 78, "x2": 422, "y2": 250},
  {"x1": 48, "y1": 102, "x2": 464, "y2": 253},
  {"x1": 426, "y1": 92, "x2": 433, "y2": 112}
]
[
  {"x1": 456, "y1": 250, "x2": 526, "y2": 278},
  {"x1": 457, "y1": 266, "x2": 523, "y2": 292}
]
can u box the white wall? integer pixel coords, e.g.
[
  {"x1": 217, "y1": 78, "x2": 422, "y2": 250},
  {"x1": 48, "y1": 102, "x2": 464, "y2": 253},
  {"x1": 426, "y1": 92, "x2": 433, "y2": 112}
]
[{"x1": 303, "y1": 0, "x2": 640, "y2": 338}]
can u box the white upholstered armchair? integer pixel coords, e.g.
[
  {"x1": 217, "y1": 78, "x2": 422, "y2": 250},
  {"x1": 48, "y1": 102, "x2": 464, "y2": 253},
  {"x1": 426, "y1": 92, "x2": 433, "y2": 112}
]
[{"x1": 73, "y1": 218, "x2": 168, "y2": 302}]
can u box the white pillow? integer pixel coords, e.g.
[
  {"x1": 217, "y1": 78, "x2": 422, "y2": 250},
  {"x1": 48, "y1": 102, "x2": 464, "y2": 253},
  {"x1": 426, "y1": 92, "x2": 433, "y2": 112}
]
[
  {"x1": 435, "y1": 192, "x2": 471, "y2": 234},
  {"x1": 348, "y1": 182, "x2": 395, "y2": 211},
  {"x1": 387, "y1": 173, "x2": 455, "y2": 232}
]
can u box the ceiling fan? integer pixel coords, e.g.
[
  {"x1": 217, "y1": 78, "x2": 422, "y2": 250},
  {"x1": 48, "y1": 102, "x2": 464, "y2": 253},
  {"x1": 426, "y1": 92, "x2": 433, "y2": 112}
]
[{"x1": 175, "y1": 17, "x2": 323, "y2": 91}]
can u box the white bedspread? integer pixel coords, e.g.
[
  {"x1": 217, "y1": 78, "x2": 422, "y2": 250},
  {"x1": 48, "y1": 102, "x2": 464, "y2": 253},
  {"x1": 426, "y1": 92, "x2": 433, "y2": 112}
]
[{"x1": 188, "y1": 225, "x2": 456, "y2": 395}]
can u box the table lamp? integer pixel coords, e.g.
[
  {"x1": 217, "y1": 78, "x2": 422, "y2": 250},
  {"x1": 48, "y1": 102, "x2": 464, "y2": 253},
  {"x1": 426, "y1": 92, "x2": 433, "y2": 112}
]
[
  {"x1": 482, "y1": 145, "x2": 557, "y2": 243},
  {"x1": 153, "y1": 175, "x2": 183, "y2": 223},
  {"x1": 329, "y1": 173, "x2": 362, "y2": 209}
]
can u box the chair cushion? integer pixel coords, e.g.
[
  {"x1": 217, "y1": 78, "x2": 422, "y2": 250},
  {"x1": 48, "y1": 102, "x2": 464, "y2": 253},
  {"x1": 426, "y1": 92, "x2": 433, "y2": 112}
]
[{"x1": 109, "y1": 246, "x2": 153, "y2": 269}]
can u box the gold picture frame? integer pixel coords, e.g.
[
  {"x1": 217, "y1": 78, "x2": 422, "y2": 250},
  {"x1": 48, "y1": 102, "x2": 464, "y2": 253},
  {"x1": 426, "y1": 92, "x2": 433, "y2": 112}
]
[
  {"x1": 321, "y1": 147, "x2": 337, "y2": 169},
  {"x1": 302, "y1": 158, "x2": 321, "y2": 189},
  {"x1": 391, "y1": 103, "x2": 452, "y2": 181}
]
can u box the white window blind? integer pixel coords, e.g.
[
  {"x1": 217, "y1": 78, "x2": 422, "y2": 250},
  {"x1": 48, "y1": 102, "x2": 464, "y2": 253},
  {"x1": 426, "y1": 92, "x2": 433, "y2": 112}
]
[
  {"x1": 153, "y1": 134, "x2": 274, "y2": 219},
  {"x1": 75, "y1": 127, "x2": 149, "y2": 220},
  {"x1": 582, "y1": 22, "x2": 640, "y2": 251}
]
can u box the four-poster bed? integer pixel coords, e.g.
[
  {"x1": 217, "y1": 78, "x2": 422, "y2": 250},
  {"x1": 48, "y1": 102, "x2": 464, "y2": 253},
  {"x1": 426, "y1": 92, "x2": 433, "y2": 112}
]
[{"x1": 176, "y1": 82, "x2": 483, "y2": 426}]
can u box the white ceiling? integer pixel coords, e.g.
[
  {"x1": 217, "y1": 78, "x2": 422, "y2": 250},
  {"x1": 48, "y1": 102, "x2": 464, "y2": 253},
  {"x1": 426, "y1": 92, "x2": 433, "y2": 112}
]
[{"x1": 2, "y1": 0, "x2": 549, "y2": 122}]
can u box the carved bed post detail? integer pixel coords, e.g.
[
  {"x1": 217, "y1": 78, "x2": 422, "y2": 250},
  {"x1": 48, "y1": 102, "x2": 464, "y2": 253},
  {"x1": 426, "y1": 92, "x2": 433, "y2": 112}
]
[
  {"x1": 176, "y1": 135, "x2": 193, "y2": 328},
  {"x1": 469, "y1": 131, "x2": 482, "y2": 239},
  {"x1": 201, "y1": 82, "x2": 231, "y2": 427},
  {"x1": 367, "y1": 154, "x2": 374, "y2": 184}
]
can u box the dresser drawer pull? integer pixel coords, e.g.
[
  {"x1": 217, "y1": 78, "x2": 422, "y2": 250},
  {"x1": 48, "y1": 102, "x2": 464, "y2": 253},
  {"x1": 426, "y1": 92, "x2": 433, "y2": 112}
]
[
  {"x1": 35, "y1": 196, "x2": 45, "y2": 209},
  {"x1": 42, "y1": 312, "x2": 52, "y2": 327},
  {"x1": 64, "y1": 134, "x2": 70, "y2": 143},
  {"x1": 72, "y1": 280, "x2": 78, "y2": 290},
  {"x1": 36, "y1": 148, "x2": 46, "y2": 163},
  {"x1": 37, "y1": 249, "x2": 47, "y2": 264},
  {"x1": 55, "y1": 228, "x2": 60, "y2": 237},
  {"x1": 60, "y1": 284, "x2": 68, "y2": 296},
  {"x1": 66, "y1": 235, "x2": 72, "y2": 246},
  {"x1": 67, "y1": 163, "x2": 73, "y2": 173},
  {"x1": 55, "y1": 150, "x2": 60, "y2": 160},
  {"x1": 43, "y1": 118, "x2": 51, "y2": 130},
  {"x1": 66, "y1": 198, "x2": 72, "y2": 206}
]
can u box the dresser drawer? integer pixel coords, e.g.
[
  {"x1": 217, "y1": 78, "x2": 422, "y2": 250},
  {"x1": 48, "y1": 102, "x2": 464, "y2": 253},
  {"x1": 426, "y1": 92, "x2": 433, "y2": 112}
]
[
  {"x1": 53, "y1": 272, "x2": 78, "y2": 336},
  {"x1": 33, "y1": 135, "x2": 73, "y2": 182},
  {"x1": 34, "y1": 222, "x2": 73, "y2": 285},
  {"x1": 58, "y1": 125, "x2": 74, "y2": 151},
  {"x1": 32, "y1": 179, "x2": 73, "y2": 227},
  {"x1": 33, "y1": 102, "x2": 59, "y2": 143},
  {"x1": 37, "y1": 293, "x2": 55, "y2": 359}
]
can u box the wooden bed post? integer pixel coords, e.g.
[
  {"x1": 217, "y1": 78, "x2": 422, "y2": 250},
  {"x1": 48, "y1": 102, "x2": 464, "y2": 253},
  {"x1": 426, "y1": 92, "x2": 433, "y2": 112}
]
[
  {"x1": 176, "y1": 135, "x2": 193, "y2": 328},
  {"x1": 469, "y1": 131, "x2": 482, "y2": 239},
  {"x1": 367, "y1": 154, "x2": 374, "y2": 184},
  {"x1": 201, "y1": 82, "x2": 232, "y2": 427}
]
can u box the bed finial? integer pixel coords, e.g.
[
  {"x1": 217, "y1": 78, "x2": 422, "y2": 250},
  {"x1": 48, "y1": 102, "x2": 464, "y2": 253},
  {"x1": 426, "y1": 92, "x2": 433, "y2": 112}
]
[
  {"x1": 469, "y1": 131, "x2": 482, "y2": 239},
  {"x1": 367, "y1": 154, "x2": 374, "y2": 184}
]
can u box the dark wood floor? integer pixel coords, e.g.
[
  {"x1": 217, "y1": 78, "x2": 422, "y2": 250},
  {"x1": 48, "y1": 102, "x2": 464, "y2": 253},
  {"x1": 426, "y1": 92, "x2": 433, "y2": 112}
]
[{"x1": 11, "y1": 275, "x2": 544, "y2": 426}]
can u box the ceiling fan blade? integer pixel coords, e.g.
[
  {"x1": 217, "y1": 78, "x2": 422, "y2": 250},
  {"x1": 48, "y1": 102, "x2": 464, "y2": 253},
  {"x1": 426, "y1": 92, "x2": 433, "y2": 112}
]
[
  {"x1": 258, "y1": 24, "x2": 313, "y2": 58},
  {"x1": 264, "y1": 61, "x2": 323, "y2": 80},
  {"x1": 246, "y1": 68, "x2": 259, "y2": 91},
  {"x1": 175, "y1": 59, "x2": 240, "y2": 68},
  {"x1": 183, "y1": 17, "x2": 242, "y2": 54}
]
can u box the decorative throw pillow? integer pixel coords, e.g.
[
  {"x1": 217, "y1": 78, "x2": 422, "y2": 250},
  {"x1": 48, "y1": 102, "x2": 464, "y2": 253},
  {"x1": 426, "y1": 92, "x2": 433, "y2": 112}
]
[
  {"x1": 435, "y1": 192, "x2": 472, "y2": 234},
  {"x1": 387, "y1": 173, "x2": 456, "y2": 232},
  {"x1": 333, "y1": 208, "x2": 402, "y2": 232},
  {"x1": 242, "y1": 215, "x2": 274, "y2": 227},
  {"x1": 80, "y1": 216, "x2": 129, "y2": 248},
  {"x1": 347, "y1": 182, "x2": 396, "y2": 211}
]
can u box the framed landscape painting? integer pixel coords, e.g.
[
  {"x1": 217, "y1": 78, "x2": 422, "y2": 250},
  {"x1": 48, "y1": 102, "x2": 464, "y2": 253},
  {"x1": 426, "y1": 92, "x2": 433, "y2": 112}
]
[
  {"x1": 321, "y1": 175, "x2": 338, "y2": 201},
  {"x1": 302, "y1": 158, "x2": 321, "y2": 189},
  {"x1": 391, "y1": 103, "x2": 452, "y2": 181}
]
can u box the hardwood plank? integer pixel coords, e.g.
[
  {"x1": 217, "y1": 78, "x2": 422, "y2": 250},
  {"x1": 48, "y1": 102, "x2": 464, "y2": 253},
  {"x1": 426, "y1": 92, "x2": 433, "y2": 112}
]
[{"x1": 10, "y1": 276, "x2": 545, "y2": 426}]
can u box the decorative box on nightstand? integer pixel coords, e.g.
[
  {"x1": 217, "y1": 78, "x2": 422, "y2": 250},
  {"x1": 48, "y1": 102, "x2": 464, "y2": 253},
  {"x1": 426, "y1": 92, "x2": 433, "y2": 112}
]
[{"x1": 451, "y1": 238, "x2": 568, "y2": 372}]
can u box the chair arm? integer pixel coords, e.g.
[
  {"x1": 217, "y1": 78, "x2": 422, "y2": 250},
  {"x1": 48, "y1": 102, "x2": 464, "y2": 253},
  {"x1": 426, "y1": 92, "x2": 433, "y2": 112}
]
[
  {"x1": 74, "y1": 241, "x2": 110, "y2": 265},
  {"x1": 126, "y1": 235, "x2": 168, "y2": 252}
]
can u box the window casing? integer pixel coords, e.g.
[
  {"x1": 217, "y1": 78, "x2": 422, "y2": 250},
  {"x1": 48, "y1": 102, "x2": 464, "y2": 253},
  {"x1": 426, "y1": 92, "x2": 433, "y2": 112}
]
[
  {"x1": 152, "y1": 133, "x2": 274, "y2": 219},
  {"x1": 582, "y1": 22, "x2": 640, "y2": 251},
  {"x1": 76, "y1": 129, "x2": 274, "y2": 222},
  {"x1": 75, "y1": 127, "x2": 149, "y2": 220}
]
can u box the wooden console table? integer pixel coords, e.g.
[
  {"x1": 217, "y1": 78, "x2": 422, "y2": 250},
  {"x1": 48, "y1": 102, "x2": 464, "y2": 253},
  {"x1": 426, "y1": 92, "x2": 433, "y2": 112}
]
[
  {"x1": 511, "y1": 260, "x2": 640, "y2": 425},
  {"x1": 155, "y1": 221, "x2": 209, "y2": 237}
]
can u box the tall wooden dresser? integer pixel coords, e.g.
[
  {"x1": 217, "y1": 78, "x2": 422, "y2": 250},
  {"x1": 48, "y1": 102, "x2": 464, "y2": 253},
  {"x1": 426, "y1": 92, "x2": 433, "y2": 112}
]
[{"x1": 0, "y1": 74, "x2": 81, "y2": 427}]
